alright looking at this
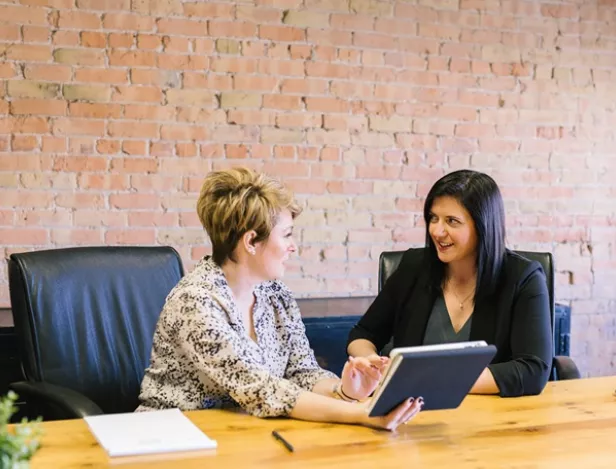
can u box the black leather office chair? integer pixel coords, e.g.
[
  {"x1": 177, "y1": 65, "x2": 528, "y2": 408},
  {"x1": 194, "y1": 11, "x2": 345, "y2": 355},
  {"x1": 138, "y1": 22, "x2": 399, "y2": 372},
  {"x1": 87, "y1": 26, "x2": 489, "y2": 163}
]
[
  {"x1": 8, "y1": 246, "x2": 184, "y2": 420},
  {"x1": 379, "y1": 249, "x2": 581, "y2": 381}
]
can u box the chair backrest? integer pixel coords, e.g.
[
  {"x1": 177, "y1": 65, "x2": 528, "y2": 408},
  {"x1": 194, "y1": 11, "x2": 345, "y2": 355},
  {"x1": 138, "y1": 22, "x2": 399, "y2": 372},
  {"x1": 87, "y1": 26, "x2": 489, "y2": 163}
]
[
  {"x1": 8, "y1": 246, "x2": 184, "y2": 414},
  {"x1": 378, "y1": 249, "x2": 556, "y2": 344}
]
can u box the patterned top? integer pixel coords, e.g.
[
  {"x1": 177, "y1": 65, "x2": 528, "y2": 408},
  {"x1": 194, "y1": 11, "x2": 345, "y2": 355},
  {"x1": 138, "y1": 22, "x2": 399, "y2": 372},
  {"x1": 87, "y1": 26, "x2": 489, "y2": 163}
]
[{"x1": 137, "y1": 256, "x2": 336, "y2": 418}]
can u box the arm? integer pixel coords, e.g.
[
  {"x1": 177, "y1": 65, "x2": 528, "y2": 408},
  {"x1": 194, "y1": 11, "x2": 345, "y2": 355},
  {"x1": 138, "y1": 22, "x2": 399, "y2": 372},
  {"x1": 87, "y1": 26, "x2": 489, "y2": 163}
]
[
  {"x1": 280, "y1": 290, "x2": 339, "y2": 395},
  {"x1": 347, "y1": 252, "x2": 414, "y2": 356},
  {"x1": 470, "y1": 368, "x2": 499, "y2": 395},
  {"x1": 181, "y1": 295, "x2": 420, "y2": 428},
  {"x1": 487, "y1": 269, "x2": 553, "y2": 397}
]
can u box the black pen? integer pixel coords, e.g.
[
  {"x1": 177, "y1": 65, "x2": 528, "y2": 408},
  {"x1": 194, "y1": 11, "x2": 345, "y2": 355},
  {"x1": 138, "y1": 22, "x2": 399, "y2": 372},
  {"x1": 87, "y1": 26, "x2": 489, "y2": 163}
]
[{"x1": 272, "y1": 430, "x2": 294, "y2": 453}]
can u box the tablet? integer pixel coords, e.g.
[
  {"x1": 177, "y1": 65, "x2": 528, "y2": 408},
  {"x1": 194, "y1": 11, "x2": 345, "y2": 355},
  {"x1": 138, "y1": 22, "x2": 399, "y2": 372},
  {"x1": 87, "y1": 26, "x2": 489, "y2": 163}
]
[{"x1": 367, "y1": 341, "x2": 497, "y2": 417}]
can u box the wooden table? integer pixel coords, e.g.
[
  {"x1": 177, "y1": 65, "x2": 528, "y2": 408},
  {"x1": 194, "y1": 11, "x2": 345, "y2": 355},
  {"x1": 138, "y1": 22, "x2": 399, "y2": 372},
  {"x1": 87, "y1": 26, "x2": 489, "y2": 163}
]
[{"x1": 22, "y1": 376, "x2": 616, "y2": 468}]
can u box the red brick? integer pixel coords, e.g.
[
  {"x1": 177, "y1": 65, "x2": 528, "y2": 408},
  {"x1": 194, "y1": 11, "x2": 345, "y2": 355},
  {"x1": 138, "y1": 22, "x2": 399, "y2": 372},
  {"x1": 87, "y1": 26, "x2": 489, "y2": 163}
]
[
  {"x1": 161, "y1": 36, "x2": 190, "y2": 53},
  {"x1": 224, "y1": 144, "x2": 249, "y2": 159},
  {"x1": 259, "y1": 25, "x2": 305, "y2": 42},
  {"x1": 160, "y1": 124, "x2": 208, "y2": 141},
  {"x1": 137, "y1": 34, "x2": 162, "y2": 50},
  {"x1": 105, "y1": 229, "x2": 156, "y2": 245},
  {"x1": 306, "y1": 28, "x2": 353, "y2": 46},
  {"x1": 52, "y1": 30, "x2": 80, "y2": 46},
  {"x1": 0, "y1": 63, "x2": 16, "y2": 79},
  {"x1": 121, "y1": 141, "x2": 147, "y2": 156},
  {"x1": 0, "y1": 228, "x2": 48, "y2": 245},
  {"x1": 108, "y1": 121, "x2": 159, "y2": 138},
  {"x1": 108, "y1": 33, "x2": 135, "y2": 48},
  {"x1": 178, "y1": 108, "x2": 225, "y2": 124},
  {"x1": 275, "y1": 113, "x2": 322, "y2": 128},
  {"x1": 279, "y1": 78, "x2": 326, "y2": 95},
  {"x1": 227, "y1": 110, "x2": 276, "y2": 126},
  {"x1": 96, "y1": 139, "x2": 121, "y2": 154},
  {"x1": 11, "y1": 135, "x2": 39, "y2": 152},
  {"x1": 156, "y1": 18, "x2": 208, "y2": 36},
  {"x1": 81, "y1": 31, "x2": 107, "y2": 48},
  {"x1": 209, "y1": 21, "x2": 257, "y2": 38},
  {"x1": 58, "y1": 11, "x2": 102, "y2": 29},
  {"x1": 210, "y1": 57, "x2": 258, "y2": 73},
  {"x1": 5, "y1": 44, "x2": 51, "y2": 62},
  {"x1": 10, "y1": 116, "x2": 51, "y2": 134},
  {"x1": 233, "y1": 75, "x2": 279, "y2": 92},
  {"x1": 157, "y1": 54, "x2": 208, "y2": 71},
  {"x1": 262, "y1": 94, "x2": 303, "y2": 110},
  {"x1": 305, "y1": 97, "x2": 350, "y2": 113},
  {"x1": 24, "y1": 64, "x2": 72, "y2": 81},
  {"x1": 0, "y1": 5, "x2": 49, "y2": 25},
  {"x1": 103, "y1": 13, "x2": 155, "y2": 31},
  {"x1": 74, "y1": 68, "x2": 128, "y2": 84},
  {"x1": 112, "y1": 86, "x2": 162, "y2": 103},
  {"x1": 22, "y1": 25, "x2": 51, "y2": 43},
  {"x1": 110, "y1": 157, "x2": 158, "y2": 173},
  {"x1": 108, "y1": 49, "x2": 157, "y2": 67},
  {"x1": 176, "y1": 142, "x2": 198, "y2": 157},
  {"x1": 0, "y1": 23, "x2": 20, "y2": 41},
  {"x1": 53, "y1": 155, "x2": 108, "y2": 172},
  {"x1": 10, "y1": 99, "x2": 67, "y2": 116},
  {"x1": 125, "y1": 105, "x2": 176, "y2": 121},
  {"x1": 54, "y1": 48, "x2": 105, "y2": 66},
  {"x1": 77, "y1": 174, "x2": 129, "y2": 191}
]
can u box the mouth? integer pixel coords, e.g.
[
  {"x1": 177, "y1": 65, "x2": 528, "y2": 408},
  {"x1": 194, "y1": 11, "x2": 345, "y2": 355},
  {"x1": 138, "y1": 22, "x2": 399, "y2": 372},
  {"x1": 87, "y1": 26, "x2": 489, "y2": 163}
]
[{"x1": 436, "y1": 241, "x2": 453, "y2": 252}]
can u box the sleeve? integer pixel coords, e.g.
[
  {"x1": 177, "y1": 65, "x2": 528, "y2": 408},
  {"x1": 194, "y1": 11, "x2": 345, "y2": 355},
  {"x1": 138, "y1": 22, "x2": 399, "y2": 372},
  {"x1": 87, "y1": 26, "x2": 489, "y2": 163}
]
[
  {"x1": 488, "y1": 268, "x2": 554, "y2": 397},
  {"x1": 175, "y1": 294, "x2": 305, "y2": 418},
  {"x1": 281, "y1": 292, "x2": 338, "y2": 389},
  {"x1": 347, "y1": 252, "x2": 413, "y2": 352}
]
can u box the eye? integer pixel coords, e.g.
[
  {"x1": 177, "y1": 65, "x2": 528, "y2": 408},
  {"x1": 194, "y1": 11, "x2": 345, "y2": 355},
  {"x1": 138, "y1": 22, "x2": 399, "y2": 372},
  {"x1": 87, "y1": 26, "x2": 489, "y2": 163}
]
[
  {"x1": 447, "y1": 217, "x2": 460, "y2": 225},
  {"x1": 429, "y1": 214, "x2": 438, "y2": 223}
]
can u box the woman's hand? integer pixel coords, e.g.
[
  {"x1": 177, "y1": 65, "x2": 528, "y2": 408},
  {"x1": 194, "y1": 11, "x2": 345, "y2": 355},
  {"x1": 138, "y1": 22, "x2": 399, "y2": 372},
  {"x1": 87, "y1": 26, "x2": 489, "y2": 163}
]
[
  {"x1": 340, "y1": 355, "x2": 390, "y2": 401},
  {"x1": 356, "y1": 397, "x2": 423, "y2": 431}
]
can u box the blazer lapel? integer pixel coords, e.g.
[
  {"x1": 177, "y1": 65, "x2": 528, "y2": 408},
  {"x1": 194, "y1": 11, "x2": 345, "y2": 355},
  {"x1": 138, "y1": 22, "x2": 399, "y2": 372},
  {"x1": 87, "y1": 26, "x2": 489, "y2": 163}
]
[
  {"x1": 400, "y1": 277, "x2": 437, "y2": 347},
  {"x1": 469, "y1": 295, "x2": 497, "y2": 342}
]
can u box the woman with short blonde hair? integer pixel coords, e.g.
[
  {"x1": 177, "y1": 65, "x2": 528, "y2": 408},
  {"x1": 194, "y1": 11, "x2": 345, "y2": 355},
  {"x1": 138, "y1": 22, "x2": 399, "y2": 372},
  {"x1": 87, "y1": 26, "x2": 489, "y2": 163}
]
[{"x1": 138, "y1": 167, "x2": 422, "y2": 431}]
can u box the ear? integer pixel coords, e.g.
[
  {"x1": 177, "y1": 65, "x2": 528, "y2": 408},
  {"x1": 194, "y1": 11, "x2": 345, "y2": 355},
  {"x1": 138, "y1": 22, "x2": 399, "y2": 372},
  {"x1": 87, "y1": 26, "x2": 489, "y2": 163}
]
[{"x1": 240, "y1": 230, "x2": 258, "y2": 256}]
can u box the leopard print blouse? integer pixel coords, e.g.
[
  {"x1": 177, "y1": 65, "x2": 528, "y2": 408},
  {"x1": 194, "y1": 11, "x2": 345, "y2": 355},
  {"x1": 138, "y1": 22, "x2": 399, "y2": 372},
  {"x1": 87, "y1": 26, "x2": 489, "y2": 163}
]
[{"x1": 137, "y1": 256, "x2": 337, "y2": 417}]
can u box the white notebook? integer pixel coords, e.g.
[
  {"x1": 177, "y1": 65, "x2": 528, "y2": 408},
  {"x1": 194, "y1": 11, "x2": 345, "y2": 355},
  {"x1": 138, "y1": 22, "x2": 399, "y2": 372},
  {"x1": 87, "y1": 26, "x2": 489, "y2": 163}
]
[{"x1": 84, "y1": 408, "x2": 217, "y2": 458}]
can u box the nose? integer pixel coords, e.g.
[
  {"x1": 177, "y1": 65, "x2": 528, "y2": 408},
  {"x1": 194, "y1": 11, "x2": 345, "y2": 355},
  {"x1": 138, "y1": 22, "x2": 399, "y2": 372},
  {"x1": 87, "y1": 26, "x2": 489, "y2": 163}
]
[
  {"x1": 432, "y1": 221, "x2": 446, "y2": 238},
  {"x1": 289, "y1": 238, "x2": 297, "y2": 253}
]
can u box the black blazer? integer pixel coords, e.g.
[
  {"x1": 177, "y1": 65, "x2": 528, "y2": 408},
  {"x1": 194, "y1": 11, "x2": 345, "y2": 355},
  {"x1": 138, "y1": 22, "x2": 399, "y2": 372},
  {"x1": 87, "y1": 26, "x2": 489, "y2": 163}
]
[{"x1": 348, "y1": 248, "x2": 553, "y2": 397}]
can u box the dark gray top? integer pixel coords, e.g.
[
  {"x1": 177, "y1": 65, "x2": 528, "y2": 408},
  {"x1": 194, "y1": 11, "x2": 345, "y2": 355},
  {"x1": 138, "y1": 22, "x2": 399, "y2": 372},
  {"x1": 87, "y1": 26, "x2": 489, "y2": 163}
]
[{"x1": 422, "y1": 294, "x2": 472, "y2": 345}]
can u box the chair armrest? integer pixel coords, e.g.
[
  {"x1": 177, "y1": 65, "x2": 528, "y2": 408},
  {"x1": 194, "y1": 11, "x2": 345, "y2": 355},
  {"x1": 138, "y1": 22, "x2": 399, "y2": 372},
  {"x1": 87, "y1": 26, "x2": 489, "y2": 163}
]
[
  {"x1": 553, "y1": 356, "x2": 581, "y2": 381},
  {"x1": 9, "y1": 381, "x2": 104, "y2": 419}
]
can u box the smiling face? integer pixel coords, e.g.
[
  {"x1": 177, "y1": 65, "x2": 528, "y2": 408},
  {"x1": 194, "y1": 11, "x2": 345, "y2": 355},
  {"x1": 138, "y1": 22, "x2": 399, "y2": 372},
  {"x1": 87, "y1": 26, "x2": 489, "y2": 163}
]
[
  {"x1": 250, "y1": 208, "x2": 297, "y2": 281},
  {"x1": 428, "y1": 196, "x2": 478, "y2": 266}
]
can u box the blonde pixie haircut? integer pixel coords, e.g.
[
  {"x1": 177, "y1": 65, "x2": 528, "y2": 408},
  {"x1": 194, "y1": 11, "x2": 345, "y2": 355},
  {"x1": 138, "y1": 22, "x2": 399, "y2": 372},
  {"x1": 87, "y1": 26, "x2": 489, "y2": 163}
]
[{"x1": 197, "y1": 167, "x2": 302, "y2": 266}]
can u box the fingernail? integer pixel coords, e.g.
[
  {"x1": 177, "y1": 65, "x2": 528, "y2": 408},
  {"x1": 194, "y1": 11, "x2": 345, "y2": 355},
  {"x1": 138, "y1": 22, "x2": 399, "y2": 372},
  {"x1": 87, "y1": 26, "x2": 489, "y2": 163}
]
[{"x1": 418, "y1": 396, "x2": 424, "y2": 402}]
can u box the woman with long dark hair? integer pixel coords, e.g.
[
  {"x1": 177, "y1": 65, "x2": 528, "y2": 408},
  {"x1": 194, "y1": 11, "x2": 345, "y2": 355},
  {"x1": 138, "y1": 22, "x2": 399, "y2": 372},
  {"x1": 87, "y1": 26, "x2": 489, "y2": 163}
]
[{"x1": 347, "y1": 170, "x2": 553, "y2": 397}]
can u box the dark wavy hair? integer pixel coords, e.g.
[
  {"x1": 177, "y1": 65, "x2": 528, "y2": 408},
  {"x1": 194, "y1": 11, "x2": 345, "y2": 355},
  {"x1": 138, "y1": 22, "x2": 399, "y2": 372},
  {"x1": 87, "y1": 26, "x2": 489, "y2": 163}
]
[{"x1": 423, "y1": 169, "x2": 506, "y2": 299}]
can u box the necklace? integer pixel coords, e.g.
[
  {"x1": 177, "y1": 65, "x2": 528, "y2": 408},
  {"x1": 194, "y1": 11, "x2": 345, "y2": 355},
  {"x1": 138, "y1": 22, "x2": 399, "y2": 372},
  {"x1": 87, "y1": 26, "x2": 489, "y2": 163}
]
[{"x1": 447, "y1": 280, "x2": 476, "y2": 310}]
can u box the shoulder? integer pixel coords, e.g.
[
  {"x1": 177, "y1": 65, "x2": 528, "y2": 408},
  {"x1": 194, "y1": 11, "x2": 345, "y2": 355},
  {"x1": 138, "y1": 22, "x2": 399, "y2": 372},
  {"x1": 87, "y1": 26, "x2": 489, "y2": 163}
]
[
  {"x1": 395, "y1": 247, "x2": 428, "y2": 271},
  {"x1": 163, "y1": 258, "x2": 229, "y2": 319},
  {"x1": 501, "y1": 250, "x2": 547, "y2": 290},
  {"x1": 257, "y1": 280, "x2": 296, "y2": 308}
]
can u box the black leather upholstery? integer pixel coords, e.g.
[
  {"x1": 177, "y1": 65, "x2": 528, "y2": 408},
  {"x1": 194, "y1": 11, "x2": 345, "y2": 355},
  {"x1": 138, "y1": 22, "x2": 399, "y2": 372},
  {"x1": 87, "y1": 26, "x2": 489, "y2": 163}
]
[
  {"x1": 8, "y1": 246, "x2": 184, "y2": 419},
  {"x1": 378, "y1": 249, "x2": 580, "y2": 381}
]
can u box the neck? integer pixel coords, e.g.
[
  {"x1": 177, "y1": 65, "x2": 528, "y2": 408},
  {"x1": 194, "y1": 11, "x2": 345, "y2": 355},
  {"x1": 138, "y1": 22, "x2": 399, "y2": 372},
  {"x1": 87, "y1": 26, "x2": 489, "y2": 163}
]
[
  {"x1": 445, "y1": 257, "x2": 477, "y2": 286},
  {"x1": 220, "y1": 259, "x2": 258, "y2": 305}
]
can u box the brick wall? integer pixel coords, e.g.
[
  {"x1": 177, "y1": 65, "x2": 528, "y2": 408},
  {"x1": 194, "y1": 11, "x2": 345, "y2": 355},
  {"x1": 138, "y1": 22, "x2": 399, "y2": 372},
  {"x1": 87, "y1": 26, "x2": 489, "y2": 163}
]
[{"x1": 1, "y1": 0, "x2": 615, "y2": 376}]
